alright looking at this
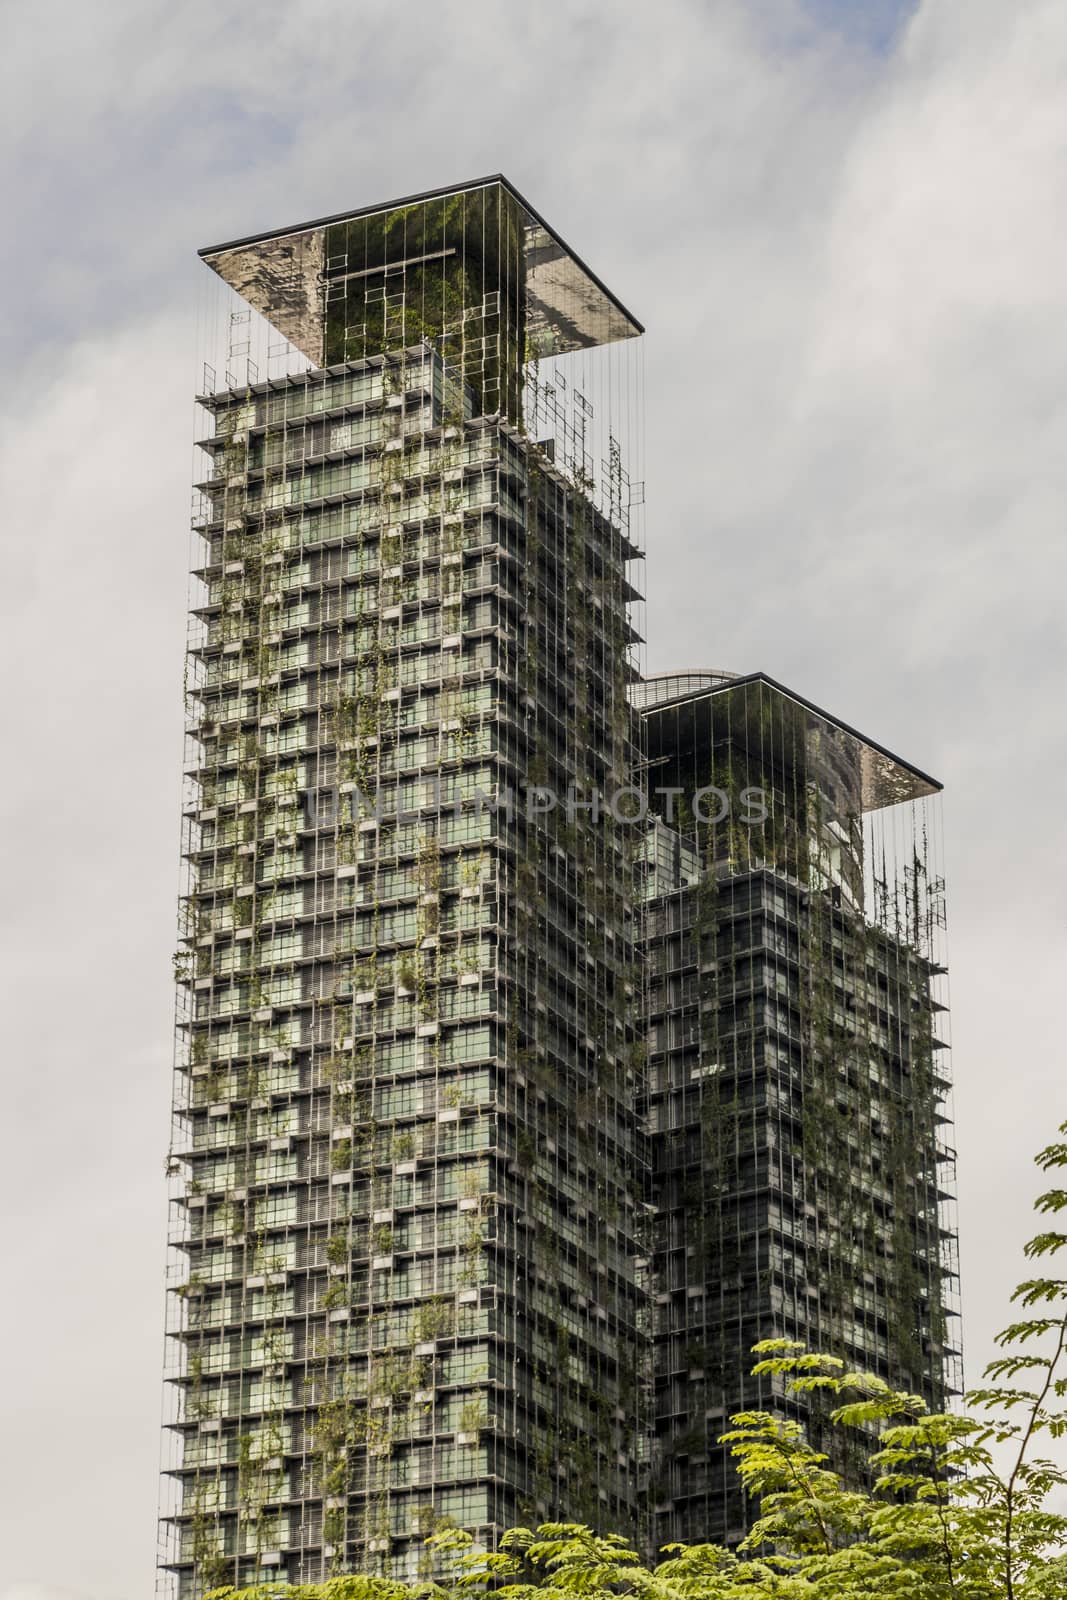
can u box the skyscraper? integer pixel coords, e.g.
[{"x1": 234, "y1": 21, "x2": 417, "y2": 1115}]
[
  {"x1": 162, "y1": 178, "x2": 650, "y2": 1595},
  {"x1": 161, "y1": 176, "x2": 959, "y2": 1596},
  {"x1": 636, "y1": 671, "x2": 959, "y2": 1546}
]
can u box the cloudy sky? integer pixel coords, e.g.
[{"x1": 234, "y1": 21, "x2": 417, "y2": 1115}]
[{"x1": 1, "y1": 1, "x2": 1065, "y2": 1596}]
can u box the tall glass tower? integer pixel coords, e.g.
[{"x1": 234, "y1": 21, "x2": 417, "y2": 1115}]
[{"x1": 161, "y1": 178, "x2": 649, "y2": 1595}]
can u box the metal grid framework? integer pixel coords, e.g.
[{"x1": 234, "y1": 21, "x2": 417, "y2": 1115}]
[
  {"x1": 162, "y1": 181, "x2": 649, "y2": 1596},
  {"x1": 637, "y1": 678, "x2": 959, "y2": 1547}
]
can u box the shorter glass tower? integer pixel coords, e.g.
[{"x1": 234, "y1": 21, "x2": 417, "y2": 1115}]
[{"x1": 637, "y1": 671, "x2": 959, "y2": 1547}]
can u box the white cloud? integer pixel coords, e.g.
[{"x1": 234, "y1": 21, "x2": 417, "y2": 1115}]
[
  {"x1": 0, "y1": 324, "x2": 186, "y2": 1600},
  {"x1": 0, "y1": 1589, "x2": 94, "y2": 1600}
]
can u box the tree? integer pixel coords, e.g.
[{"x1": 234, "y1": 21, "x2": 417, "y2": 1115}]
[{"x1": 206, "y1": 1118, "x2": 1067, "y2": 1600}]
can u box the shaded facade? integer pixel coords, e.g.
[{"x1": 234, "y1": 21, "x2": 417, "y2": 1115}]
[
  {"x1": 161, "y1": 178, "x2": 649, "y2": 1595},
  {"x1": 637, "y1": 672, "x2": 959, "y2": 1547}
]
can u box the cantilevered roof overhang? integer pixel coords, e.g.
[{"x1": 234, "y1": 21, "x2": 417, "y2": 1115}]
[
  {"x1": 637, "y1": 670, "x2": 942, "y2": 813},
  {"x1": 198, "y1": 173, "x2": 643, "y2": 366}
]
